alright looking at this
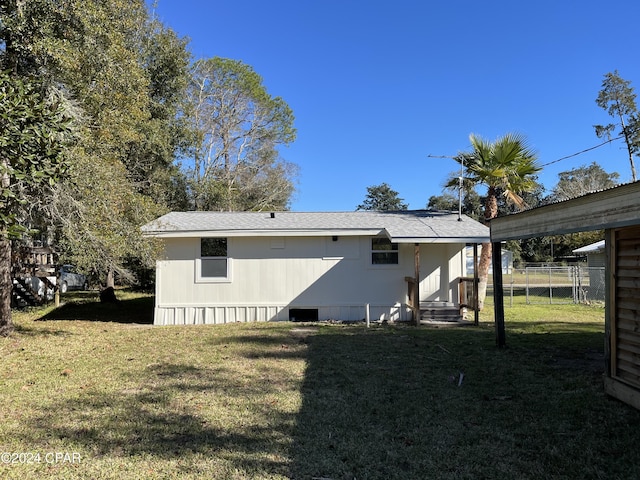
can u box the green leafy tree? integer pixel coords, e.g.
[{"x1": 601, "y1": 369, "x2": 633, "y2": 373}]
[
  {"x1": 0, "y1": 72, "x2": 74, "y2": 335},
  {"x1": 185, "y1": 57, "x2": 297, "y2": 211},
  {"x1": 427, "y1": 188, "x2": 483, "y2": 220},
  {"x1": 535, "y1": 162, "x2": 616, "y2": 262},
  {"x1": 357, "y1": 183, "x2": 408, "y2": 211},
  {"x1": 2, "y1": 0, "x2": 193, "y2": 289},
  {"x1": 124, "y1": 17, "x2": 192, "y2": 208},
  {"x1": 0, "y1": 0, "x2": 58, "y2": 75},
  {"x1": 427, "y1": 193, "x2": 457, "y2": 211},
  {"x1": 548, "y1": 231, "x2": 604, "y2": 262},
  {"x1": 549, "y1": 162, "x2": 619, "y2": 202},
  {"x1": 450, "y1": 133, "x2": 540, "y2": 309},
  {"x1": 50, "y1": 155, "x2": 165, "y2": 288},
  {"x1": 44, "y1": 0, "x2": 181, "y2": 287},
  {"x1": 594, "y1": 71, "x2": 639, "y2": 181},
  {"x1": 434, "y1": 172, "x2": 544, "y2": 267},
  {"x1": 501, "y1": 180, "x2": 545, "y2": 266},
  {"x1": 512, "y1": 236, "x2": 552, "y2": 265}
]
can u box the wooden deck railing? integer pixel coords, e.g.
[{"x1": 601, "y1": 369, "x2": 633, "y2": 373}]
[
  {"x1": 404, "y1": 276, "x2": 419, "y2": 325},
  {"x1": 459, "y1": 276, "x2": 479, "y2": 325}
]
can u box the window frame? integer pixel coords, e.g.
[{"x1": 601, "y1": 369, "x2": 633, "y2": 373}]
[
  {"x1": 196, "y1": 237, "x2": 232, "y2": 283},
  {"x1": 370, "y1": 237, "x2": 399, "y2": 266}
]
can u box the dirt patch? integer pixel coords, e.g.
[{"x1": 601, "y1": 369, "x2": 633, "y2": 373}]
[{"x1": 289, "y1": 327, "x2": 319, "y2": 339}]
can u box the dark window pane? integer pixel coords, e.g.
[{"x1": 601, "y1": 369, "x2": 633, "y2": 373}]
[
  {"x1": 372, "y1": 252, "x2": 399, "y2": 264},
  {"x1": 371, "y1": 238, "x2": 398, "y2": 251},
  {"x1": 201, "y1": 238, "x2": 227, "y2": 257},
  {"x1": 371, "y1": 237, "x2": 398, "y2": 264}
]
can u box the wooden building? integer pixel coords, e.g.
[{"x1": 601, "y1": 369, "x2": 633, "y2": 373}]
[
  {"x1": 490, "y1": 181, "x2": 640, "y2": 409},
  {"x1": 11, "y1": 244, "x2": 57, "y2": 307}
]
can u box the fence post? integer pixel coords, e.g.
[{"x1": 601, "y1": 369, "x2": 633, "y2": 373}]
[
  {"x1": 509, "y1": 269, "x2": 513, "y2": 307},
  {"x1": 577, "y1": 266, "x2": 584, "y2": 303}
]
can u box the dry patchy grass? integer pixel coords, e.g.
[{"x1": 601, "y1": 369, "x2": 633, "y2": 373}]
[{"x1": 1, "y1": 294, "x2": 639, "y2": 479}]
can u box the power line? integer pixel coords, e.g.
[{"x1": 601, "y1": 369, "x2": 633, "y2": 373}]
[
  {"x1": 429, "y1": 135, "x2": 624, "y2": 169},
  {"x1": 540, "y1": 135, "x2": 624, "y2": 167}
]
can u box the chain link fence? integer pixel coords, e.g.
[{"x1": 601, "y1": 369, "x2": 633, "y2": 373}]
[{"x1": 486, "y1": 266, "x2": 606, "y2": 306}]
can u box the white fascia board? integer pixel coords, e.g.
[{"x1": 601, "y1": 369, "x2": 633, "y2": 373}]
[
  {"x1": 391, "y1": 236, "x2": 491, "y2": 244},
  {"x1": 143, "y1": 228, "x2": 384, "y2": 238}
]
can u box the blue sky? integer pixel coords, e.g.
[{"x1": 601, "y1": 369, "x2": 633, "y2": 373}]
[{"x1": 152, "y1": 0, "x2": 640, "y2": 211}]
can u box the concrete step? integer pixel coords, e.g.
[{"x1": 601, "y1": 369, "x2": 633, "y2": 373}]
[{"x1": 419, "y1": 301, "x2": 454, "y2": 308}]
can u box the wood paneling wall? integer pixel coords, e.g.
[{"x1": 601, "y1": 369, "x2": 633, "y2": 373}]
[{"x1": 612, "y1": 226, "x2": 640, "y2": 387}]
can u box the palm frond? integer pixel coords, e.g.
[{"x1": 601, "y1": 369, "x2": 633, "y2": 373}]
[
  {"x1": 503, "y1": 190, "x2": 526, "y2": 209},
  {"x1": 457, "y1": 132, "x2": 540, "y2": 211}
]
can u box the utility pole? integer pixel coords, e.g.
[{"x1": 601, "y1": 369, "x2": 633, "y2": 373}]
[{"x1": 457, "y1": 157, "x2": 464, "y2": 221}]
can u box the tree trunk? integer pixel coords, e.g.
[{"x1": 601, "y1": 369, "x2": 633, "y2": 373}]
[
  {"x1": 106, "y1": 269, "x2": 115, "y2": 289},
  {"x1": 476, "y1": 187, "x2": 499, "y2": 310},
  {"x1": 620, "y1": 114, "x2": 638, "y2": 182},
  {"x1": 476, "y1": 242, "x2": 492, "y2": 310},
  {"x1": 0, "y1": 235, "x2": 13, "y2": 336},
  {"x1": 0, "y1": 153, "x2": 13, "y2": 335}
]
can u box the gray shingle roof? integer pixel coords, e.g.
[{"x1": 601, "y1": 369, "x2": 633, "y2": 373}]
[{"x1": 142, "y1": 210, "x2": 490, "y2": 243}]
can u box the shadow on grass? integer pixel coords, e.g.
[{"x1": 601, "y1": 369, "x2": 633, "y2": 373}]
[
  {"x1": 38, "y1": 295, "x2": 154, "y2": 324},
  {"x1": 13, "y1": 321, "x2": 640, "y2": 479},
  {"x1": 289, "y1": 327, "x2": 493, "y2": 479},
  {"x1": 205, "y1": 330, "x2": 315, "y2": 361},
  {"x1": 288, "y1": 325, "x2": 640, "y2": 480},
  {"x1": 12, "y1": 323, "x2": 72, "y2": 337}
]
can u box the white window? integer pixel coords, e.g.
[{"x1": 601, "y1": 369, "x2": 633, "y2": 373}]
[
  {"x1": 371, "y1": 237, "x2": 398, "y2": 265},
  {"x1": 197, "y1": 238, "x2": 230, "y2": 282}
]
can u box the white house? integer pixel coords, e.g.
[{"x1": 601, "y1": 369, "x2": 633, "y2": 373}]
[{"x1": 142, "y1": 210, "x2": 490, "y2": 326}]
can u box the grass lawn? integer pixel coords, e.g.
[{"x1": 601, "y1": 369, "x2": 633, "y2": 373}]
[{"x1": 1, "y1": 291, "x2": 640, "y2": 479}]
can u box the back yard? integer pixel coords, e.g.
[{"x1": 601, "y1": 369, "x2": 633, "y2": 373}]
[{"x1": 1, "y1": 292, "x2": 639, "y2": 479}]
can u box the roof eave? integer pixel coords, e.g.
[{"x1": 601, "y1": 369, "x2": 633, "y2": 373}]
[
  {"x1": 391, "y1": 236, "x2": 490, "y2": 244},
  {"x1": 142, "y1": 230, "x2": 489, "y2": 243},
  {"x1": 142, "y1": 228, "x2": 385, "y2": 238}
]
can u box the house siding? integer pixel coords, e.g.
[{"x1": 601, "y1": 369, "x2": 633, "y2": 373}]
[{"x1": 154, "y1": 235, "x2": 466, "y2": 325}]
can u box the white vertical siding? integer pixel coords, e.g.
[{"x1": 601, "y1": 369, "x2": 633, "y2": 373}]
[
  {"x1": 153, "y1": 236, "x2": 466, "y2": 325},
  {"x1": 419, "y1": 243, "x2": 464, "y2": 303}
]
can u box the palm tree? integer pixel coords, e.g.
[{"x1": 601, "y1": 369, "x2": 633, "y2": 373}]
[{"x1": 450, "y1": 133, "x2": 540, "y2": 309}]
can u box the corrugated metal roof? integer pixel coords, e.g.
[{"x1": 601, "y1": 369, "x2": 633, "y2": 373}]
[
  {"x1": 142, "y1": 210, "x2": 490, "y2": 243},
  {"x1": 498, "y1": 180, "x2": 638, "y2": 216},
  {"x1": 573, "y1": 240, "x2": 605, "y2": 254},
  {"x1": 491, "y1": 181, "x2": 640, "y2": 241}
]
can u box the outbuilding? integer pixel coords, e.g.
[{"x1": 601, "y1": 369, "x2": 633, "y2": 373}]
[
  {"x1": 142, "y1": 210, "x2": 489, "y2": 326},
  {"x1": 490, "y1": 181, "x2": 640, "y2": 409}
]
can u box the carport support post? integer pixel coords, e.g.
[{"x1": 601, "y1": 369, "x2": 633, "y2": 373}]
[
  {"x1": 473, "y1": 243, "x2": 479, "y2": 326},
  {"x1": 413, "y1": 243, "x2": 420, "y2": 326},
  {"x1": 492, "y1": 241, "x2": 506, "y2": 348}
]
